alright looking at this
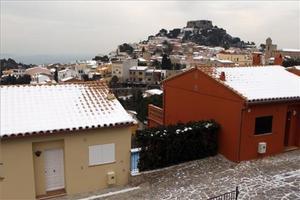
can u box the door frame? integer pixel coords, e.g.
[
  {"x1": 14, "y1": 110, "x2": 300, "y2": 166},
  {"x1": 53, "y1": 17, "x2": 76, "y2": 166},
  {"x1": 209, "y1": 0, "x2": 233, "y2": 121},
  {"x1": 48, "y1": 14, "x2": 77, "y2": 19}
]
[
  {"x1": 284, "y1": 106, "x2": 300, "y2": 148},
  {"x1": 44, "y1": 148, "x2": 65, "y2": 191},
  {"x1": 284, "y1": 111, "x2": 292, "y2": 147}
]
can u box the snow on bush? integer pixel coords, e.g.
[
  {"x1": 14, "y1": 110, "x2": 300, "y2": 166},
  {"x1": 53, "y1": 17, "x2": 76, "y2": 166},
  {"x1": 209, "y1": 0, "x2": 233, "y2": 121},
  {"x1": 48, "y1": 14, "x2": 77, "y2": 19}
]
[{"x1": 136, "y1": 120, "x2": 220, "y2": 171}]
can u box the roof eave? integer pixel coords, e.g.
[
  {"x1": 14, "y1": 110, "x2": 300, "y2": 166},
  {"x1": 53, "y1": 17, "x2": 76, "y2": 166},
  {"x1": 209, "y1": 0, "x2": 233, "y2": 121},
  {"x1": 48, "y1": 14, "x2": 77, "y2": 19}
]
[
  {"x1": 0, "y1": 121, "x2": 135, "y2": 140},
  {"x1": 246, "y1": 97, "x2": 300, "y2": 105}
]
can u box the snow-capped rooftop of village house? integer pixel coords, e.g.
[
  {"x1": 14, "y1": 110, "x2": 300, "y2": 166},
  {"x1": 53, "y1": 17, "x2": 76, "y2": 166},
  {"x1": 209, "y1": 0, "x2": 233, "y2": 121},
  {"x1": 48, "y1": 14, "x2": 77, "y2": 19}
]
[
  {"x1": 25, "y1": 66, "x2": 52, "y2": 76},
  {"x1": 209, "y1": 66, "x2": 300, "y2": 102},
  {"x1": 294, "y1": 66, "x2": 300, "y2": 70},
  {"x1": 129, "y1": 66, "x2": 148, "y2": 71},
  {"x1": 143, "y1": 89, "x2": 163, "y2": 97},
  {"x1": 280, "y1": 48, "x2": 300, "y2": 52},
  {"x1": 0, "y1": 81, "x2": 135, "y2": 138},
  {"x1": 216, "y1": 59, "x2": 234, "y2": 64}
]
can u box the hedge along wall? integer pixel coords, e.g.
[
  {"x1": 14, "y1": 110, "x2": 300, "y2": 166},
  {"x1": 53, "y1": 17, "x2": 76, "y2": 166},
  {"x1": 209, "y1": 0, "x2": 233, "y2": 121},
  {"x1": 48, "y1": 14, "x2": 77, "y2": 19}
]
[{"x1": 136, "y1": 120, "x2": 220, "y2": 171}]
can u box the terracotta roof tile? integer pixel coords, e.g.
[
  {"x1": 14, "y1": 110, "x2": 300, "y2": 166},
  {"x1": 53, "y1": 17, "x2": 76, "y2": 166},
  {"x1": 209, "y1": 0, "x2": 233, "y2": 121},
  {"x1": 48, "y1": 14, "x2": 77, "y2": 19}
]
[
  {"x1": 0, "y1": 81, "x2": 135, "y2": 138},
  {"x1": 198, "y1": 65, "x2": 300, "y2": 102}
]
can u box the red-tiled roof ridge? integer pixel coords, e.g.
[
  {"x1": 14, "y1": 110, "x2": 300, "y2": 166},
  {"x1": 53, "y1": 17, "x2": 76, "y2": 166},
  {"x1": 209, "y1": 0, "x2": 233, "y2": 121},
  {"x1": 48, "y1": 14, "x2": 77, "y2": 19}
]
[{"x1": 0, "y1": 80, "x2": 108, "y2": 88}]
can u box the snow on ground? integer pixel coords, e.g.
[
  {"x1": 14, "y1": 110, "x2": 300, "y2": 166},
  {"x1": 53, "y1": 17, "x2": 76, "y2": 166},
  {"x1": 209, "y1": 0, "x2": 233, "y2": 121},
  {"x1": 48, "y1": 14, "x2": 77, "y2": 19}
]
[
  {"x1": 57, "y1": 150, "x2": 300, "y2": 200},
  {"x1": 105, "y1": 150, "x2": 300, "y2": 200}
]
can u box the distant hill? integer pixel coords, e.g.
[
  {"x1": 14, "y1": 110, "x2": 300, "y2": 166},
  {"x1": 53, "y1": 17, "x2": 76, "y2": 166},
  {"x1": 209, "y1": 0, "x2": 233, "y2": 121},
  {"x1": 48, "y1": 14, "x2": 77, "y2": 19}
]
[
  {"x1": 154, "y1": 20, "x2": 253, "y2": 48},
  {"x1": 0, "y1": 58, "x2": 33, "y2": 75}
]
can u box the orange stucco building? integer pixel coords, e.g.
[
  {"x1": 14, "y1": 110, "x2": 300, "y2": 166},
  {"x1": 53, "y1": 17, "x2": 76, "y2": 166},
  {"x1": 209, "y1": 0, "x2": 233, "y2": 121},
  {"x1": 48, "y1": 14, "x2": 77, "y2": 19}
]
[
  {"x1": 252, "y1": 52, "x2": 263, "y2": 65},
  {"x1": 148, "y1": 66, "x2": 300, "y2": 162},
  {"x1": 286, "y1": 66, "x2": 300, "y2": 76}
]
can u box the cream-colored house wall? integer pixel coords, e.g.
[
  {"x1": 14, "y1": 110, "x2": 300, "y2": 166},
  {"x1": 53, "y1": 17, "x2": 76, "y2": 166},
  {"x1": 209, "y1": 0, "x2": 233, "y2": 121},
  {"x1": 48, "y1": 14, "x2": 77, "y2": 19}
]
[
  {"x1": 111, "y1": 64, "x2": 123, "y2": 80},
  {"x1": 1, "y1": 126, "x2": 132, "y2": 199},
  {"x1": 63, "y1": 128, "x2": 131, "y2": 194},
  {"x1": 0, "y1": 139, "x2": 4, "y2": 197},
  {"x1": 129, "y1": 70, "x2": 146, "y2": 82},
  {"x1": 217, "y1": 53, "x2": 252, "y2": 66},
  {"x1": 1, "y1": 139, "x2": 36, "y2": 199}
]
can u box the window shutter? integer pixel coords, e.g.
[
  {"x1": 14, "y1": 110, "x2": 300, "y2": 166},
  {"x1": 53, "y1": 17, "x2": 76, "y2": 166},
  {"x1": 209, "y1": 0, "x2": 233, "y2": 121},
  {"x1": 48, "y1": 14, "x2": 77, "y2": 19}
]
[{"x1": 89, "y1": 143, "x2": 115, "y2": 166}]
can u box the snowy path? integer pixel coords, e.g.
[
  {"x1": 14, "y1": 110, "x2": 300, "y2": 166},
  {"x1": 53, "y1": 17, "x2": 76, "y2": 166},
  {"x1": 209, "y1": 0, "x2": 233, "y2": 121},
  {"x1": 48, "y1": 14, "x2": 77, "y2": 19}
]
[
  {"x1": 106, "y1": 150, "x2": 300, "y2": 200},
  {"x1": 56, "y1": 150, "x2": 300, "y2": 200}
]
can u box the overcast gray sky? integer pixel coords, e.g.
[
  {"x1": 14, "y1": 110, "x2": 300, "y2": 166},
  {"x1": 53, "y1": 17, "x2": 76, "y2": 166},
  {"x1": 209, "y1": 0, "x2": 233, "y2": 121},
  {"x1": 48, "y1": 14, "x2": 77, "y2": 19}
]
[{"x1": 1, "y1": 1, "x2": 300, "y2": 64}]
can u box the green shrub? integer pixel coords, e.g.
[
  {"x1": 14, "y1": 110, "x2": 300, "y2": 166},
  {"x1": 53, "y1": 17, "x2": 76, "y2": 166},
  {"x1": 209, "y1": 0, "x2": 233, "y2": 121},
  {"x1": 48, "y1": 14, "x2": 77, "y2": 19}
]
[{"x1": 136, "y1": 120, "x2": 220, "y2": 171}]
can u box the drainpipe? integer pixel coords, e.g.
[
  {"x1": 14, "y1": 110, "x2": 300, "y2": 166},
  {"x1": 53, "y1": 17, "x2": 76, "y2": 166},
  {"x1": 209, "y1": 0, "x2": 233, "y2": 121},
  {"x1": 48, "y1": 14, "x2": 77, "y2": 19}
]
[
  {"x1": 238, "y1": 105, "x2": 247, "y2": 162},
  {"x1": 163, "y1": 86, "x2": 166, "y2": 125}
]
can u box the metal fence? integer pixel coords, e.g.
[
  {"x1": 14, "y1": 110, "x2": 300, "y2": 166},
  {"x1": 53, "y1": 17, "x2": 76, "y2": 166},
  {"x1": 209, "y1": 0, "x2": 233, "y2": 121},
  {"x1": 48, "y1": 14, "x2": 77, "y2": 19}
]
[
  {"x1": 130, "y1": 148, "x2": 140, "y2": 175},
  {"x1": 208, "y1": 187, "x2": 239, "y2": 200}
]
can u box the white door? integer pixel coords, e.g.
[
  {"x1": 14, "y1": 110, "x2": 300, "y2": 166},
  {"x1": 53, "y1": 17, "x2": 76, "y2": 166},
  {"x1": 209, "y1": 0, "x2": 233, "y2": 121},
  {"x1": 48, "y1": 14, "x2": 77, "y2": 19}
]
[{"x1": 44, "y1": 148, "x2": 65, "y2": 191}]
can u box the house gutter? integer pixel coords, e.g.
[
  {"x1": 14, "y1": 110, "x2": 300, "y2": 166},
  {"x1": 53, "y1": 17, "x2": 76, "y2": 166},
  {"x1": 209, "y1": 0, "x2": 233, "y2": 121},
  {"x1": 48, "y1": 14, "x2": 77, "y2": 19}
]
[
  {"x1": 238, "y1": 105, "x2": 247, "y2": 162},
  {"x1": 163, "y1": 86, "x2": 166, "y2": 125},
  {"x1": 0, "y1": 122, "x2": 135, "y2": 140},
  {"x1": 247, "y1": 97, "x2": 300, "y2": 105}
]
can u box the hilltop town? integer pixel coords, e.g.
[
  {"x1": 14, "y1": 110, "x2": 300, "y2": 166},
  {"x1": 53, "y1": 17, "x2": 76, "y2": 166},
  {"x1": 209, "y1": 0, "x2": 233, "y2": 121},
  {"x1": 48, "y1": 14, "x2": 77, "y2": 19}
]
[{"x1": 1, "y1": 20, "x2": 300, "y2": 87}]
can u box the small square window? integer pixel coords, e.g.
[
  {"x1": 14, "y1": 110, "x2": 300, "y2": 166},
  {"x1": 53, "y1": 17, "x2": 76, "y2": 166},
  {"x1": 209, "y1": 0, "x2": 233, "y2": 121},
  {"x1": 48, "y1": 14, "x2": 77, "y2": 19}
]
[{"x1": 255, "y1": 116, "x2": 273, "y2": 135}]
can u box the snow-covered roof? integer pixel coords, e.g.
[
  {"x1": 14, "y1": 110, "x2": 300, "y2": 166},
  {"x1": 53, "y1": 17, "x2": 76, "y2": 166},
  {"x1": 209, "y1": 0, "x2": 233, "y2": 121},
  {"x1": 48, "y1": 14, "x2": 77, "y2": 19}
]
[
  {"x1": 280, "y1": 49, "x2": 300, "y2": 53},
  {"x1": 129, "y1": 66, "x2": 148, "y2": 71},
  {"x1": 144, "y1": 89, "x2": 163, "y2": 96},
  {"x1": 212, "y1": 47, "x2": 225, "y2": 51},
  {"x1": 86, "y1": 60, "x2": 97, "y2": 65},
  {"x1": 193, "y1": 56, "x2": 204, "y2": 60},
  {"x1": 216, "y1": 59, "x2": 234, "y2": 64},
  {"x1": 0, "y1": 81, "x2": 135, "y2": 138},
  {"x1": 31, "y1": 74, "x2": 51, "y2": 84},
  {"x1": 211, "y1": 66, "x2": 300, "y2": 102},
  {"x1": 295, "y1": 66, "x2": 300, "y2": 70},
  {"x1": 138, "y1": 58, "x2": 147, "y2": 62},
  {"x1": 58, "y1": 69, "x2": 67, "y2": 73},
  {"x1": 25, "y1": 66, "x2": 51, "y2": 76},
  {"x1": 61, "y1": 77, "x2": 76, "y2": 82},
  {"x1": 146, "y1": 69, "x2": 163, "y2": 73}
]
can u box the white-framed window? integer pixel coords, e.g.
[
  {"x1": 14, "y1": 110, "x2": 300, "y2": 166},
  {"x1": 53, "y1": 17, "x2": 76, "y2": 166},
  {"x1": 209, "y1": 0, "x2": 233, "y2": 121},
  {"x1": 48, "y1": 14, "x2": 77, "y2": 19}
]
[{"x1": 88, "y1": 143, "x2": 115, "y2": 166}]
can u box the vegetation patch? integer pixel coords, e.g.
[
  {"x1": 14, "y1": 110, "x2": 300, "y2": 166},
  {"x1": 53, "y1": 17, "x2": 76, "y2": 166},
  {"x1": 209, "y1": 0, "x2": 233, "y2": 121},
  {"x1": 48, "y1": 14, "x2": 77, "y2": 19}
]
[{"x1": 136, "y1": 120, "x2": 220, "y2": 171}]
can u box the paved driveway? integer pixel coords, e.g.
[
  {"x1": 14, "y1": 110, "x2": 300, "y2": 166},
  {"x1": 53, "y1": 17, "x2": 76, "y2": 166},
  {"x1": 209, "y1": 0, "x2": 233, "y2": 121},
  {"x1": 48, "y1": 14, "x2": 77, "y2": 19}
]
[{"x1": 104, "y1": 150, "x2": 300, "y2": 200}]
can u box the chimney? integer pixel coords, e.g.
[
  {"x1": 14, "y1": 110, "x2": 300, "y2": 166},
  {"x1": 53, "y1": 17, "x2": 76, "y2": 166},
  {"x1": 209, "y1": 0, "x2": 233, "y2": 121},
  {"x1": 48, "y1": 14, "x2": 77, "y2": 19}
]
[
  {"x1": 274, "y1": 53, "x2": 283, "y2": 65},
  {"x1": 219, "y1": 71, "x2": 226, "y2": 81}
]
